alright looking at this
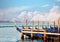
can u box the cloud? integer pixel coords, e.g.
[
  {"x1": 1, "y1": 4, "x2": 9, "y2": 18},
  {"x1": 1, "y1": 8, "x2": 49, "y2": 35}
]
[
  {"x1": 47, "y1": 6, "x2": 60, "y2": 21},
  {"x1": 0, "y1": 5, "x2": 60, "y2": 22},
  {"x1": 17, "y1": 12, "x2": 42, "y2": 21},
  {"x1": 32, "y1": 6, "x2": 60, "y2": 21},
  {"x1": 31, "y1": 14, "x2": 46, "y2": 21},
  {"x1": 0, "y1": 6, "x2": 30, "y2": 21},
  {"x1": 17, "y1": 11, "x2": 27, "y2": 22},
  {"x1": 41, "y1": 4, "x2": 49, "y2": 7},
  {"x1": 16, "y1": 6, "x2": 60, "y2": 22},
  {"x1": 49, "y1": 6, "x2": 59, "y2": 13},
  {"x1": 17, "y1": 11, "x2": 33, "y2": 22}
]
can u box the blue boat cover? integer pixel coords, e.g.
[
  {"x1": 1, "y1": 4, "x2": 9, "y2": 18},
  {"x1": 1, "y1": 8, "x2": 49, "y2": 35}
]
[
  {"x1": 34, "y1": 34, "x2": 44, "y2": 37},
  {"x1": 44, "y1": 27, "x2": 58, "y2": 33},
  {"x1": 47, "y1": 35, "x2": 58, "y2": 38},
  {"x1": 16, "y1": 28, "x2": 21, "y2": 32}
]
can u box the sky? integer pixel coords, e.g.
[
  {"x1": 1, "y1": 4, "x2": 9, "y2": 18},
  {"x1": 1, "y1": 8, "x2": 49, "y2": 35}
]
[{"x1": 0, "y1": 0, "x2": 60, "y2": 22}]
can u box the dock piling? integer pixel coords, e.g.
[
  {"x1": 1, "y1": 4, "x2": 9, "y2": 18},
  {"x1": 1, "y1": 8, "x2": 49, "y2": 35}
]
[
  {"x1": 38, "y1": 20, "x2": 39, "y2": 29},
  {"x1": 44, "y1": 30, "x2": 47, "y2": 42},
  {"x1": 42, "y1": 21, "x2": 44, "y2": 29},
  {"x1": 58, "y1": 18, "x2": 60, "y2": 42},
  {"x1": 26, "y1": 19, "x2": 28, "y2": 29},
  {"x1": 20, "y1": 17, "x2": 60, "y2": 41},
  {"x1": 21, "y1": 27, "x2": 24, "y2": 39},
  {"x1": 31, "y1": 20, "x2": 34, "y2": 39}
]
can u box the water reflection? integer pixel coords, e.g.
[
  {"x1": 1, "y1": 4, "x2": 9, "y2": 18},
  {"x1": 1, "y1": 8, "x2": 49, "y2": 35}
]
[
  {"x1": 16, "y1": 38, "x2": 60, "y2": 42},
  {"x1": 16, "y1": 39, "x2": 43, "y2": 42}
]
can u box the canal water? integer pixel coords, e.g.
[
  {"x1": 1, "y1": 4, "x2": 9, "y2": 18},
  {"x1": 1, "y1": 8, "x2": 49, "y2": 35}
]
[
  {"x1": 0, "y1": 22, "x2": 59, "y2": 42},
  {"x1": 0, "y1": 22, "x2": 44, "y2": 42}
]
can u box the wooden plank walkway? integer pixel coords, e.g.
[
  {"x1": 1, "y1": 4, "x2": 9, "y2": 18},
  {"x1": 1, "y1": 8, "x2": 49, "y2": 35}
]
[{"x1": 22, "y1": 31, "x2": 60, "y2": 35}]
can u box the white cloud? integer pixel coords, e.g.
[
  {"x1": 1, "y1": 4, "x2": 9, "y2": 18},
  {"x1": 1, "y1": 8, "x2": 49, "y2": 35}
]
[
  {"x1": 17, "y1": 11, "x2": 33, "y2": 22},
  {"x1": 0, "y1": 5, "x2": 60, "y2": 22},
  {"x1": 17, "y1": 11, "x2": 43, "y2": 22},
  {"x1": 31, "y1": 6, "x2": 60, "y2": 21},
  {"x1": 16, "y1": 6, "x2": 60, "y2": 22},
  {"x1": 27, "y1": 12, "x2": 33, "y2": 17},
  {"x1": 41, "y1": 4, "x2": 49, "y2": 7},
  {"x1": 18, "y1": 11, "x2": 26, "y2": 18},
  {"x1": 0, "y1": 6, "x2": 30, "y2": 21},
  {"x1": 49, "y1": 6, "x2": 59, "y2": 13},
  {"x1": 47, "y1": 6, "x2": 60, "y2": 21},
  {"x1": 31, "y1": 14, "x2": 46, "y2": 21}
]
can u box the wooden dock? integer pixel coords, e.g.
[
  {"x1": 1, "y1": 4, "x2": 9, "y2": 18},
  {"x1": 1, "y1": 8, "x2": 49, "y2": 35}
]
[{"x1": 19, "y1": 18, "x2": 60, "y2": 42}]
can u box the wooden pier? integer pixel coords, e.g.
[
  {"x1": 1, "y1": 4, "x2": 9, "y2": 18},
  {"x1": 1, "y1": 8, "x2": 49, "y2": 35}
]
[{"x1": 20, "y1": 18, "x2": 60, "y2": 42}]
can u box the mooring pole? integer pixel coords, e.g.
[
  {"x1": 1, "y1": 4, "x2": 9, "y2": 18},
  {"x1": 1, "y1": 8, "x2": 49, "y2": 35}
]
[
  {"x1": 42, "y1": 21, "x2": 44, "y2": 29},
  {"x1": 26, "y1": 19, "x2": 28, "y2": 29},
  {"x1": 58, "y1": 18, "x2": 60, "y2": 33},
  {"x1": 47, "y1": 21, "x2": 49, "y2": 28},
  {"x1": 44, "y1": 30, "x2": 47, "y2": 42},
  {"x1": 54, "y1": 20, "x2": 57, "y2": 42},
  {"x1": 38, "y1": 20, "x2": 39, "y2": 29},
  {"x1": 43, "y1": 21, "x2": 47, "y2": 42},
  {"x1": 21, "y1": 28, "x2": 24, "y2": 39},
  {"x1": 31, "y1": 20, "x2": 34, "y2": 39},
  {"x1": 54, "y1": 20, "x2": 56, "y2": 33},
  {"x1": 58, "y1": 18, "x2": 60, "y2": 42},
  {"x1": 54, "y1": 20, "x2": 55, "y2": 28},
  {"x1": 47, "y1": 21, "x2": 49, "y2": 42},
  {"x1": 32, "y1": 20, "x2": 34, "y2": 29}
]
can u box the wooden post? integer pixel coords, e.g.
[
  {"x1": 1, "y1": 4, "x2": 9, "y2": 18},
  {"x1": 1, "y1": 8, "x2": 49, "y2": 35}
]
[
  {"x1": 58, "y1": 18, "x2": 60, "y2": 33},
  {"x1": 21, "y1": 27, "x2": 24, "y2": 39},
  {"x1": 31, "y1": 20, "x2": 34, "y2": 39},
  {"x1": 44, "y1": 30, "x2": 47, "y2": 42},
  {"x1": 54, "y1": 20, "x2": 55, "y2": 28},
  {"x1": 21, "y1": 38, "x2": 23, "y2": 42},
  {"x1": 54, "y1": 20, "x2": 55, "y2": 33},
  {"x1": 47, "y1": 21, "x2": 49, "y2": 28},
  {"x1": 32, "y1": 20, "x2": 34, "y2": 29},
  {"x1": 58, "y1": 18, "x2": 60, "y2": 42},
  {"x1": 46, "y1": 21, "x2": 49, "y2": 42},
  {"x1": 54, "y1": 37, "x2": 55, "y2": 42},
  {"x1": 26, "y1": 19, "x2": 28, "y2": 29},
  {"x1": 42, "y1": 21, "x2": 44, "y2": 29},
  {"x1": 31, "y1": 31, "x2": 33, "y2": 40},
  {"x1": 38, "y1": 20, "x2": 39, "y2": 29}
]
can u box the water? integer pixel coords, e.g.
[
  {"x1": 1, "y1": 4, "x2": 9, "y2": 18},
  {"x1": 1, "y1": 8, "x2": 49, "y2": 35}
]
[
  {"x1": 0, "y1": 22, "x2": 44, "y2": 42},
  {"x1": 0, "y1": 22, "x2": 59, "y2": 42}
]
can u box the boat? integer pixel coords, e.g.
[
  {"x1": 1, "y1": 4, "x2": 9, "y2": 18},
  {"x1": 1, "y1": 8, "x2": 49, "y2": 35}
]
[{"x1": 15, "y1": 18, "x2": 60, "y2": 40}]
